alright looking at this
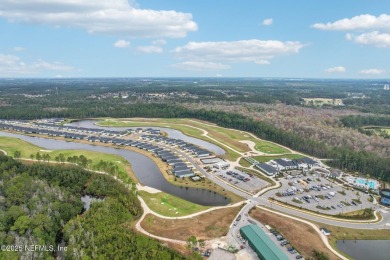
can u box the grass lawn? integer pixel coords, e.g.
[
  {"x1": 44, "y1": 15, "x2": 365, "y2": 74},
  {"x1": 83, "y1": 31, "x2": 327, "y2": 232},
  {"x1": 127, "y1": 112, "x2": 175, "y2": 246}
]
[
  {"x1": 98, "y1": 118, "x2": 290, "y2": 158},
  {"x1": 252, "y1": 153, "x2": 305, "y2": 163},
  {"x1": 0, "y1": 136, "x2": 42, "y2": 157},
  {"x1": 314, "y1": 221, "x2": 390, "y2": 243},
  {"x1": 138, "y1": 190, "x2": 210, "y2": 217},
  {"x1": 238, "y1": 158, "x2": 252, "y2": 167},
  {"x1": 0, "y1": 136, "x2": 134, "y2": 184}
]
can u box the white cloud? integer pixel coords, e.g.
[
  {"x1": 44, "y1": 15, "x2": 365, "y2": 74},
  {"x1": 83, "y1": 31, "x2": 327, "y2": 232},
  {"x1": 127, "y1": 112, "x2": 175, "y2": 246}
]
[
  {"x1": 262, "y1": 18, "x2": 273, "y2": 26},
  {"x1": 255, "y1": 60, "x2": 270, "y2": 65},
  {"x1": 136, "y1": 45, "x2": 163, "y2": 54},
  {"x1": 346, "y1": 31, "x2": 390, "y2": 48},
  {"x1": 174, "y1": 40, "x2": 303, "y2": 66},
  {"x1": 359, "y1": 69, "x2": 385, "y2": 75},
  {"x1": 172, "y1": 61, "x2": 230, "y2": 71},
  {"x1": 12, "y1": 47, "x2": 25, "y2": 52},
  {"x1": 0, "y1": 53, "x2": 74, "y2": 76},
  {"x1": 114, "y1": 40, "x2": 130, "y2": 48},
  {"x1": 312, "y1": 14, "x2": 390, "y2": 31},
  {"x1": 325, "y1": 66, "x2": 346, "y2": 73},
  {"x1": 0, "y1": 0, "x2": 197, "y2": 38},
  {"x1": 152, "y1": 39, "x2": 167, "y2": 45}
]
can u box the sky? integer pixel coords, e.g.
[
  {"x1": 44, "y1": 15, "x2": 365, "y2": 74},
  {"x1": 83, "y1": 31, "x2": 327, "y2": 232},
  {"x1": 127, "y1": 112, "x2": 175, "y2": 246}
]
[{"x1": 0, "y1": 0, "x2": 389, "y2": 78}]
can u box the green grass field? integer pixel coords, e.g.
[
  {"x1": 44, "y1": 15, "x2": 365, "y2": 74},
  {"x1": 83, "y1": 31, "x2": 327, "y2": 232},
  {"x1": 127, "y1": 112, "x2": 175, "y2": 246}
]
[
  {"x1": 99, "y1": 118, "x2": 290, "y2": 160},
  {"x1": 363, "y1": 126, "x2": 390, "y2": 135},
  {"x1": 252, "y1": 153, "x2": 304, "y2": 163},
  {"x1": 0, "y1": 136, "x2": 134, "y2": 183},
  {"x1": 138, "y1": 190, "x2": 210, "y2": 217},
  {"x1": 238, "y1": 158, "x2": 252, "y2": 167}
]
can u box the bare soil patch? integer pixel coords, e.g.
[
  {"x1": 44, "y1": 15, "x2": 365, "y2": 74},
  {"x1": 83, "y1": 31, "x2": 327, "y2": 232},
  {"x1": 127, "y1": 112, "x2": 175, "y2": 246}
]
[{"x1": 141, "y1": 205, "x2": 243, "y2": 241}]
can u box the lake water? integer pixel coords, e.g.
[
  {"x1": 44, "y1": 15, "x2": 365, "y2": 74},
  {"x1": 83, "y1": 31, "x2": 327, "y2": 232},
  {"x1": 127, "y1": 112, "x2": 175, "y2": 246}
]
[
  {"x1": 0, "y1": 131, "x2": 230, "y2": 206},
  {"x1": 67, "y1": 120, "x2": 226, "y2": 155},
  {"x1": 336, "y1": 240, "x2": 390, "y2": 260},
  {"x1": 81, "y1": 195, "x2": 104, "y2": 210}
]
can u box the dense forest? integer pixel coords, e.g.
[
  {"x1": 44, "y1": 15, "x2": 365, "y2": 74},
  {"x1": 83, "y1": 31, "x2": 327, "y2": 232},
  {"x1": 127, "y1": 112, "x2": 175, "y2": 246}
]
[{"x1": 0, "y1": 155, "x2": 182, "y2": 259}]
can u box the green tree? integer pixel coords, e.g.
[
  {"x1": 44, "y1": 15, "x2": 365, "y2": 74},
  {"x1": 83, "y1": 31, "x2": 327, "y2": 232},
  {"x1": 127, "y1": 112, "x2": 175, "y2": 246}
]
[
  {"x1": 186, "y1": 235, "x2": 198, "y2": 255},
  {"x1": 13, "y1": 151, "x2": 21, "y2": 160},
  {"x1": 11, "y1": 216, "x2": 32, "y2": 235},
  {"x1": 36, "y1": 152, "x2": 42, "y2": 161}
]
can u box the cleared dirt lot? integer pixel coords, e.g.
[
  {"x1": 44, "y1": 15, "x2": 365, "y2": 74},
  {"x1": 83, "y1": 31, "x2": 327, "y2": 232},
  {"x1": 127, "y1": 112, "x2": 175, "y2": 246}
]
[
  {"x1": 140, "y1": 206, "x2": 242, "y2": 241},
  {"x1": 249, "y1": 208, "x2": 339, "y2": 260}
]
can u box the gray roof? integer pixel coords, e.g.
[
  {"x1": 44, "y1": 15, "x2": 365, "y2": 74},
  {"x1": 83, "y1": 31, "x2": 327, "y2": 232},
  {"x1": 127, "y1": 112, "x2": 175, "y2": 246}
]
[{"x1": 255, "y1": 163, "x2": 278, "y2": 175}]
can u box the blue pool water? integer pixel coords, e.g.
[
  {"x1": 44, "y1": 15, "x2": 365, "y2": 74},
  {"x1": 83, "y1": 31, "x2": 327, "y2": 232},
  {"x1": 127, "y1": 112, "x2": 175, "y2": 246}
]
[{"x1": 355, "y1": 178, "x2": 377, "y2": 189}]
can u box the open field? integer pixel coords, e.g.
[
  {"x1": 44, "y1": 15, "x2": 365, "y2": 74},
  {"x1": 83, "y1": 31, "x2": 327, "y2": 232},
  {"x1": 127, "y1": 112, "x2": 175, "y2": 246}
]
[
  {"x1": 138, "y1": 190, "x2": 210, "y2": 217},
  {"x1": 0, "y1": 136, "x2": 135, "y2": 183},
  {"x1": 140, "y1": 205, "x2": 243, "y2": 241},
  {"x1": 363, "y1": 126, "x2": 390, "y2": 135},
  {"x1": 238, "y1": 158, "x2": 252, "y2": 167},
  {"x1": 303, "y1": 98, "x2": 344, "y2": 107},
  {"x1": 249, "y1": 208, "x2": 339, "y2": 260},
  {"x1": 252, "y1": 153, "x2": 304, "y2": 163},
  {"x1": 98, "y1": 118, "x2": 290, "y2": 158}
]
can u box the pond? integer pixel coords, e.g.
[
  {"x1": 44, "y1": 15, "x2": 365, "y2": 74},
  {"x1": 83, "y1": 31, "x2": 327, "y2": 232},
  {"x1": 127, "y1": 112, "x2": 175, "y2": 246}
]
[
  {"x1": 0, "y1": 131, "x2": 230, "y2": 206},
  {"x1": 336, "y1": 240, "x2": 390, "y2": 260}
]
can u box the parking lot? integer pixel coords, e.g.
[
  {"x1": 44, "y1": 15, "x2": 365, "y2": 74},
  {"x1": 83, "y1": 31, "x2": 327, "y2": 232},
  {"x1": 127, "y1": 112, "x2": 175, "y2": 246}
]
[
  {"x1": 218, "y1": 168, "x2": 269, "y2": 193},
  {"x1": 268, "y1": 174, "x2": 375, "y2": 214},
  {"x1": 267, "y1": 229, "x2": 304, "y2": 259}
]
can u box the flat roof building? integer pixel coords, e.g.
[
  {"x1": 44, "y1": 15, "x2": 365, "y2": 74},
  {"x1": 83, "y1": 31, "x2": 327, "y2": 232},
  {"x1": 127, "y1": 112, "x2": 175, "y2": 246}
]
[
  {"x1": 240, "y1": 224, "x2": 288, "y2": 260},
  {"x1": 255, "y1": 163, "x2": 278, "y2": 176}
]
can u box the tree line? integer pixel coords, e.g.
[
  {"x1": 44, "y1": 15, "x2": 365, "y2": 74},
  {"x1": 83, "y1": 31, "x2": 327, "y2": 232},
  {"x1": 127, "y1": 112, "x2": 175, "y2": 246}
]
[{"x1": 341, "y1": 115, "x2": 390, "y2": 128}]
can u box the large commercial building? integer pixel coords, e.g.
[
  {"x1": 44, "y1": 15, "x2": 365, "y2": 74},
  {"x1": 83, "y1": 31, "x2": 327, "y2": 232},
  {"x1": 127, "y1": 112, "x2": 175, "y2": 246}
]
[
  {"x1": 240, "y1": 225, "x2": 289, "y2": 260},
  {"x1": 380, "y1": 189, "x2": 390, "y2": 207}
]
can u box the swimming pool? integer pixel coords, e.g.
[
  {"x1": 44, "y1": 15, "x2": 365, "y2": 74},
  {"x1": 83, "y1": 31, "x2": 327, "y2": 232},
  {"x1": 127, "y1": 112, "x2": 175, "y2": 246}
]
[{"x1": 355, "y1": 178, "x2": 378, "y2": 189}]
